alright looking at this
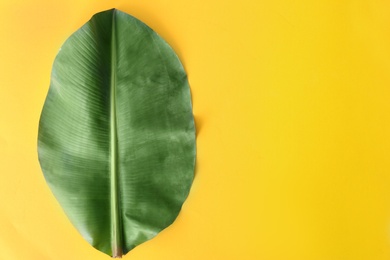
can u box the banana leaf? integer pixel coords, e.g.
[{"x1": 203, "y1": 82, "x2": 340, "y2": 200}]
[{"x1": 38, "y1": 9, "x2": 195, "y2": 258}]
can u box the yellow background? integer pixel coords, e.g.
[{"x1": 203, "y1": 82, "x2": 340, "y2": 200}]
[{"x1": 1, "y1": 0, "x2": 390, "y2": 259}]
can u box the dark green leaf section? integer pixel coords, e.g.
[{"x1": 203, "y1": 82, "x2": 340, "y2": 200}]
[{"x1": 38, "y1": 9, "x2": 195, "y2": 257}]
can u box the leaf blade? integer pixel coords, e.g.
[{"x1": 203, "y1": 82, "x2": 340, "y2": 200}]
[{"x1": 38, "y1": 9, "x2": 195, "y2": 257}]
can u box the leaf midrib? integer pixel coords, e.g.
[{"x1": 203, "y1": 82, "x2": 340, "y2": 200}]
[{"x1": 109, "y1": 9, "x2": 123, "y2": 258}]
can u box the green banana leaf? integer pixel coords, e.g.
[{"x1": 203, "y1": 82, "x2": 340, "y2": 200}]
[{"x1": 38, "y1": 9, "x2": 195, "y2": 258}]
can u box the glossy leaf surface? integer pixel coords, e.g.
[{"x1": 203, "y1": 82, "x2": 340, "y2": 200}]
[{"x1": 38, "y1": 9, "x2": 195, "y2": 257}]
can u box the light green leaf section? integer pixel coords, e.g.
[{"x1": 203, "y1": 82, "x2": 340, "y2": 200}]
[{"x1": 38, "y1": 9, "x2": 195, "y2": 257}]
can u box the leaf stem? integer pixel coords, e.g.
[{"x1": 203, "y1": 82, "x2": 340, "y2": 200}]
[{"x1": 110, "y1": 9, "x2": 123, "y2": 258}]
